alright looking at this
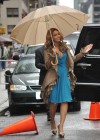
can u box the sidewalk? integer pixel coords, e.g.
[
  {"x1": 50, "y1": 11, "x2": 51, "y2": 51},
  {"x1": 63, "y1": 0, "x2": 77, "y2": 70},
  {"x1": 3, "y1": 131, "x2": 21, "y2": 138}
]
[
  {"x1": 0, "y1": 70, "x2": 9, "y2": 113},
  {"x1": 0, "y1": 59, "x2": 16, "y2": 113}
]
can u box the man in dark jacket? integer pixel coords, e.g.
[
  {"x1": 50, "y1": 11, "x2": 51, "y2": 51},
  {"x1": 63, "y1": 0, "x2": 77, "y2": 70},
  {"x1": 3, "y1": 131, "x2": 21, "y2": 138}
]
[
  {"x1": 0, "y1": 42, "x2": 8, "y2": 70},
  {"x1": 35, "y1": 46, "x2": 51, "y2": 121}
]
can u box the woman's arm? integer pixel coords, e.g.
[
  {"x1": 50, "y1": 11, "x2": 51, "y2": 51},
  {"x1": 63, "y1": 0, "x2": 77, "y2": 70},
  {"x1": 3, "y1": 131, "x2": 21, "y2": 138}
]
[{"x1": 74, "y1": 44, "x2": 93, "y2": 62}]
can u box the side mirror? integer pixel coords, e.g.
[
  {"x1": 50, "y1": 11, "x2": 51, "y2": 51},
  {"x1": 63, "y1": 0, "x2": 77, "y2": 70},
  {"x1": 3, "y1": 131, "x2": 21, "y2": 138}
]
[
  {"x1": 5, "y1": 70, "x2": 12, "y2": 89},
  {"x1": 5, "y1": 70, "x2": 12, "y2": 76},
  {"x1": 13, "y1": 55, "x2": 19, "y2": 61}
]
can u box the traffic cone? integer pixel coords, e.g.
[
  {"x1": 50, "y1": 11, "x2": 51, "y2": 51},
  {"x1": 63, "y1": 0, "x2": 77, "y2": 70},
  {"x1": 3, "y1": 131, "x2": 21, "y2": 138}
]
[
  {"x1": 84, "y1": 102, "x2": 100, "y2": 120},
  {"x1": 0, "y1": 111, "x2": 38, "y2": 136}
]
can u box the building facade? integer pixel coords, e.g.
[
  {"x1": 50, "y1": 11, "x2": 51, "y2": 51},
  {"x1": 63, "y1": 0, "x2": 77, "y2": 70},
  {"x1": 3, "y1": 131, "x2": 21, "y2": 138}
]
[
  {"x1": 77, "y1": 0, "x2": 100, "y2": 23},
  {"x1": 28, "y1": 0, "x2": 57, "y2": 12},
  {"x1": 0, "y1": 0, "x2": 57, "y2": 37},
  {"x1": 0, "y1": 0, "x2": 28, "y2": 37}
]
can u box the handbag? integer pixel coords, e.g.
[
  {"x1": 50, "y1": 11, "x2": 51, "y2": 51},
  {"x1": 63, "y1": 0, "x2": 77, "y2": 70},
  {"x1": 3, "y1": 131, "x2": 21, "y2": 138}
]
[
  {"x1": 69, "y1": 71, "x2": 77, "y2": 100},
  {"x1": 69, "y1": 71, "x2": 77, "y2": 91}
]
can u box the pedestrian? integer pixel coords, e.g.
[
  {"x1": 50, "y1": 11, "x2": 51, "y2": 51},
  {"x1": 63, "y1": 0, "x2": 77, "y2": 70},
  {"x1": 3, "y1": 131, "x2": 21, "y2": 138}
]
[
  {"x1": 35, "y1": 46, "x2": 51, "y2": 121},
  {"x1": 41, "y1": 28, "x2": 93, "y2": 138},
  {"x1": 0, "y1": 42, "x2": 8, "y2": 70}
]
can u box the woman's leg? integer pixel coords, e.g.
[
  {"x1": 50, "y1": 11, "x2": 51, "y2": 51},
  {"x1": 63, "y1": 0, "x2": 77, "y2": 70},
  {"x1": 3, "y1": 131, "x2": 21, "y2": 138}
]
[
  {"x1": 59, "y1": 102, "x2": 68, "y2": 133},
  {"x1": 50, "y1": 103, "x2": 57, "y2": 130}
]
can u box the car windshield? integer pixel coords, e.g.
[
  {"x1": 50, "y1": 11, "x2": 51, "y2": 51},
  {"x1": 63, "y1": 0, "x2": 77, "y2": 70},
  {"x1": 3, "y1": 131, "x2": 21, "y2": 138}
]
[
  {"x1": 26, "y1": 45, "x2": 43, "y2": 54},
  {"x1": 14, "y1": 57, "x2": 40, "y2": 74}
]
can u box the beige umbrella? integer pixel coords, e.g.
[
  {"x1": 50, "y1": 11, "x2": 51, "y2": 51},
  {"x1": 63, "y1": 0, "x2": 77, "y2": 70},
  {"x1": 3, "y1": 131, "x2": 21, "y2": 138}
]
[{"x1": 11, "y1": 5, "x2": 88, "y2": 45}]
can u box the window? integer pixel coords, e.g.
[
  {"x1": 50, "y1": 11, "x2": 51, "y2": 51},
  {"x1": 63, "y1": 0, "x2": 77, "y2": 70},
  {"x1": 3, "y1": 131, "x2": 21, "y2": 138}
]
[
  {"x1": 94, "y1": 13, "x2": 100, "y2": 19},
  {"x1": 46, "y1": 0, "x2": 56, "y2": 6},
  {"x1": 94, "y1": 7, "x2": 100, "y2": 12},
  {"x1": 94, "y1": 0, "x2": 100, "y2": 4},
  {"x1": 7, "y1": 8, "x2": 19, "y2": 17},
  {"x1": 84, "y1": 29, "x2": 100, "y2": 55},
  {"x1": 29, "y1": 0, "x2": 38, "y2": 8},
  {"x1": 7, "y1": 25, "x2": 15, "y2": 34}
]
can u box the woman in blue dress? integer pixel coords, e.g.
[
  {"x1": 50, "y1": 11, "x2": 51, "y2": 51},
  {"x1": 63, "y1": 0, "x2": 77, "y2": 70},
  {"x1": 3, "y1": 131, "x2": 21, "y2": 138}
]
[{"x1": 41, "y1": 28, "x2": 93, "y2": 138}]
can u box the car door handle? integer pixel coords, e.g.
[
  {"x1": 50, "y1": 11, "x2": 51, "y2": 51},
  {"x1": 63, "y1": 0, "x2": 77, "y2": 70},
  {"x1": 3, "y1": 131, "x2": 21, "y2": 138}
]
[{"x1": 77, "y1": 63, "x2": 91, "y2": 67}]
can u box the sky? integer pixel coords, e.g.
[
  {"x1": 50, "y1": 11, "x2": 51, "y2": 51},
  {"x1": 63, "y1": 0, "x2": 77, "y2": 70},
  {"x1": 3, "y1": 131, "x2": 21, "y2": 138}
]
[{"x1": 59, "y1": 0, "x2": 74, "y2": 8}]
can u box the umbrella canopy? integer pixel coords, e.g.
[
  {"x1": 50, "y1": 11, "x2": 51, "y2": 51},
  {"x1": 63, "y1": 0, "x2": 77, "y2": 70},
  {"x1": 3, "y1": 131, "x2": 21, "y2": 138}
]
[
  {"x1": 11, "y1": 5, "x2": 88, "y2": 45},
  {"x1": 0, "y1": 36, "x2": 12, "y2": 42}
]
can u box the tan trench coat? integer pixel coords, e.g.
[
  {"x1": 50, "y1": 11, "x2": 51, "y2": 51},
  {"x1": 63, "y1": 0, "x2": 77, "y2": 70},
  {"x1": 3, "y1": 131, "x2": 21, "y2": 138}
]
[{"x1": 41, "y1": 47, "x2": 84, "y2": 103}]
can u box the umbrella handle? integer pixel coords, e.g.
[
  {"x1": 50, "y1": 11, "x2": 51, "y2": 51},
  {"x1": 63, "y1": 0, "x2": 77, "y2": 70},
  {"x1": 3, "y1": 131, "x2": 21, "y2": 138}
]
[{"x1": 51, "y1": 53, "x2": 58, "y2": 66}]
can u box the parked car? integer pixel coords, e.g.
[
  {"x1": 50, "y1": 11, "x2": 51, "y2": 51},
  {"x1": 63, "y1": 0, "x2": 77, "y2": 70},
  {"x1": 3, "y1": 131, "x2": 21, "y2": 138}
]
[
  {"x1": 5, "y1": 54, "x2": 44, "y2": 115},
  {"x1": 74, "y1": 24, "x2": 100, "y2": 102},
  {"x1": 65, "y1": 31, "x2": 80, "y2": 49}
]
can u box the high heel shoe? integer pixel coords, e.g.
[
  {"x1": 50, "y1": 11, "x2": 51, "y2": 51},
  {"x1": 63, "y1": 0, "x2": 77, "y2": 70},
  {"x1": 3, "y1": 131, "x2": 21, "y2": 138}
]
[
  {"x1": 59, "y1": 132, "x2": 65, "y2": 138},
  {"x1": 51, "y1": 121, "x2": 57, "y2": 135},
  {"x1": 58, "y1": 124, "x2": 65, "y2": 138},
  {"x1": 52, "y1": 129, "x2": 57, "y2": 135}
]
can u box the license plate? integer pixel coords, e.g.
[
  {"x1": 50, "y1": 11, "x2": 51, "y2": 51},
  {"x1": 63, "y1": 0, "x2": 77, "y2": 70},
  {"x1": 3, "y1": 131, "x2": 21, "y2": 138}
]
[{"x1": 36, "y1": 91, "x2": 41, "y2": 99}]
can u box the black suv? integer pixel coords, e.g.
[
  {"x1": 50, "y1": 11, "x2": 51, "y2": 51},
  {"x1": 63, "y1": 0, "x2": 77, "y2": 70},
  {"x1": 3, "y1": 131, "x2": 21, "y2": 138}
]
[{"x1": 74, "y1": 24, "x2": 100, "y2": 102}]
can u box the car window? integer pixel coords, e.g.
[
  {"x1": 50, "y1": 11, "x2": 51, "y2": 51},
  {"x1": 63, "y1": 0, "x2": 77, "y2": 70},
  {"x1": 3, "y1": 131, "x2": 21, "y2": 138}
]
[
  {"x1": 14, "y1": 58, "x2": 40, "y2": 74},
  {"x1": 90, "y1": 49, "x2": 100, "y2": 55},
  {"x1": 26, "y1": 47, "x2": 36, "y2": 54},
  {"x1": 67, "y1": 43, "x2": 75, "y2": 56},
  {"x1": 79, "y1": 28, "x2": 100, "y2": 55}
]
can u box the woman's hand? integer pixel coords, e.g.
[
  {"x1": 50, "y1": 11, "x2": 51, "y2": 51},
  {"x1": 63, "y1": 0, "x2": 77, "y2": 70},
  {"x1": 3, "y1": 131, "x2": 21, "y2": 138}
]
[{"x1": 81, "y1": 44, "x2": 93, "y2": 54}]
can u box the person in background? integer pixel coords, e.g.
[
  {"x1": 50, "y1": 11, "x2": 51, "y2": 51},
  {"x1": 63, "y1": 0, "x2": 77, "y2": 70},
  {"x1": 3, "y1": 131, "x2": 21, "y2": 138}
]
[
  {"x1": 41, "y1": 28, "x2": 93, "y2": 138},
  {"x1": 0, "y1": 46, "x2": 1, "y2": 70},
  {"x1": 0, "y1": 42, "x2": 8, "y2": 70},
  {"x1": 35, "y1": 46, "x2": 51, "y2": 121}
]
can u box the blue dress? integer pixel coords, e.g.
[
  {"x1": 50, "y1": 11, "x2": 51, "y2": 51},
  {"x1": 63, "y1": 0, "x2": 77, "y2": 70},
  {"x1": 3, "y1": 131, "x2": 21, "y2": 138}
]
[{"x1": 49, "y1": 52, "x2": 72, "y2": 103}]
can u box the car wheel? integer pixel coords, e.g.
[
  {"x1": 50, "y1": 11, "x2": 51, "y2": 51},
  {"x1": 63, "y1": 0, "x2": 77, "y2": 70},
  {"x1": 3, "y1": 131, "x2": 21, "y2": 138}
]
[
  {"x1": 8, "y1": 90, "x2": 12, "y2": 105},
  {"x1": 5, "y1": 73, "x2": 9, "y2": 89},
  {"x1": 8, "y1": 91, "x2": 16, "y2": 116},
  {"x1": 9, "y1": 105, "x2": 16, "y2": 116}
]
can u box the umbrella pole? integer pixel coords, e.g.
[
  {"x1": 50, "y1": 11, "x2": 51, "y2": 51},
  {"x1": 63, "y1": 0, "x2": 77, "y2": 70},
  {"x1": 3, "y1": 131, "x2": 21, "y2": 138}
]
[
  {"x1": 49, "y1": 29, "x2": 58, "y2": 66},
  {"x1": 46, "y1": 21, "x2": 58, "y2": 66},
  {"x1": 49, "y1": 30, "x2": 58, "y2": 66}
]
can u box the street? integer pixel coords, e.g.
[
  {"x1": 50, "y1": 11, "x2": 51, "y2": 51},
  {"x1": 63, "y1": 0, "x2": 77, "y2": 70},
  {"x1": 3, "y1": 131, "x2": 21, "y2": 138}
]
[{"x1": 0, "y1": 102, "x2": 100, "y2": 140}]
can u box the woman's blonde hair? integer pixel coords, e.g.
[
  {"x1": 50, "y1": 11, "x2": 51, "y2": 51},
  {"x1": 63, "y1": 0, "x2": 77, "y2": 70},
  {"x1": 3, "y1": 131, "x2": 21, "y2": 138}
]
[{"x1": 45, "y1": 28, "x2": 67, "y2": 52}]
